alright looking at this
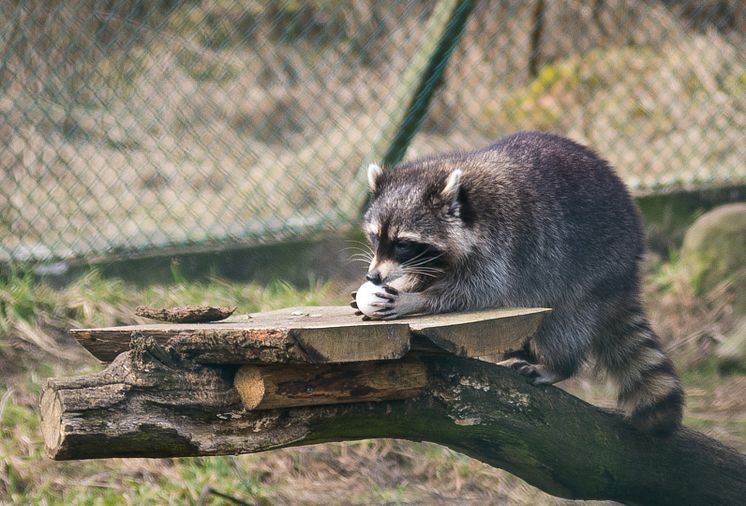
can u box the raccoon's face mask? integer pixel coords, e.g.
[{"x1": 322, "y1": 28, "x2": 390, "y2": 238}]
[{"x1": 361, "y1": 164, "x2": 472, "y2": 292}]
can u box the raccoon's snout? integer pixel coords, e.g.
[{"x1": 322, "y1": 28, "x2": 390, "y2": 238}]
[
  {"x1": 367, "y1": 260, "x2": 407, "y2": 289},
  {"x1": 365, "y1": 271, "x2": 383, "y2": 285}
]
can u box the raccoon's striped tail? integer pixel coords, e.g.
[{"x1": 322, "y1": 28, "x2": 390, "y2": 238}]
[{"x1": 605, "y1": 316, "x2": 684, "y2": 437}]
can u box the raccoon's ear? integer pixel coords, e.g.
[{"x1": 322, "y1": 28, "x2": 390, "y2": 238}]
[
  {"x1": 440, "y1": 169, "x2": 463, "y2": 217},
  {"x1": 367, "y1": 163, "x2": 384, "y2": 193}
]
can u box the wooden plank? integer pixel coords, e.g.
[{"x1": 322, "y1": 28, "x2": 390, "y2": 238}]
[
  {"x1": 71, "y1": 306, "x2": 549, "y2": 364},
  {"x1": 408, "y1": 307, "x2": 550, "y2": 357},
  {"x1": 71, "y1": 306, "x2": 412, "y2": 363}
]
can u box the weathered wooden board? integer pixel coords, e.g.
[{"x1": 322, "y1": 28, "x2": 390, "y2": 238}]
[
  {"x1": 70, "y1": 306, "x2": 550, "y2": 364},
  {"x1": 408, "y1": 308, "x2": 547, "y2": 357}
]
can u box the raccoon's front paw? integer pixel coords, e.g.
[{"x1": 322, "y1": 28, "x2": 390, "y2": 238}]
[
  {"x1": 349, "y1": 291, "x2": 372, "y2": 321},
  {"x1": 369, "y1": 286, "x2": 425, "y2": 320},
  {"x1": 497, "y1": 358, "x2": 560, "y2": 385}
]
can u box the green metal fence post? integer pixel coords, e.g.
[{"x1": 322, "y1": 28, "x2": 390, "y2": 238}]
[{"x1": 381, "y1": 0, "x2": 476, "y2": 168}]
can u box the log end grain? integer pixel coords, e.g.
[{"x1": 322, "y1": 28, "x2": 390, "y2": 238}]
[
  {"x1": 40, "y1": 387, "x2": 63, "y2": 458},
  {"x1": 234, "y1": 366, "x2": 266, "y2": 410}
]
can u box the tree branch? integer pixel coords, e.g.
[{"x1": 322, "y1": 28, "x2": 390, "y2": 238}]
[{"x1": 40, "y1": 340, "x2": 746, "y2": 505}]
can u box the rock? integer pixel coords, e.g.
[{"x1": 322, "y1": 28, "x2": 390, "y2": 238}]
[
  {"x1": 680, "y1": 203, "x2": 746, "y2": 300},
  {"x1": 716, "y1": 318, "x2": 746, "y2": 372}
]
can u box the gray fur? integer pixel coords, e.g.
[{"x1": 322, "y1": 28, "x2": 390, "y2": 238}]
[{"x1": 361, "y1": 131, "x2": 684, "y2": 436}]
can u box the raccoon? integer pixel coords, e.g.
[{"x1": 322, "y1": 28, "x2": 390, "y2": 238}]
[{"x1": 351, "y1": 131, "x2": 684, "y2": 436}]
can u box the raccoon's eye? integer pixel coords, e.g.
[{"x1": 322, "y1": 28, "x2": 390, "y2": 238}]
[
  {"x1": 392, "y1": 240, "x2": 417, "y2": 258},
  {"x1": 393, "y1": 240, "x2": 442, "y2": 264}
]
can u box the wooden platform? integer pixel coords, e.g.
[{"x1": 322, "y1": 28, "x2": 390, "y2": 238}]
[
  {"x1": 42, "y1": 304, "x2": 551, "y2": 459},
  {"x1": 71, "y1": 305, "x2": 550, "y2": 364}
]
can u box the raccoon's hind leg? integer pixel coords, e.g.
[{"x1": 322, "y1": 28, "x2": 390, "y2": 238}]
[
  {"x1": 498, "y1": 342, "x2": 556, "y2": 384},
  {"x1": 498, "y1": 308, "x2": 591, "y2": 386},
  {"x1": 594, "y1": 307, "x2": 684, "y2": 437}
]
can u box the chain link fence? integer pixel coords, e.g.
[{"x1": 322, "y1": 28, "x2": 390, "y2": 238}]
[{"x1": 1, "y1": 1, "x2": 744, "y2": 264}]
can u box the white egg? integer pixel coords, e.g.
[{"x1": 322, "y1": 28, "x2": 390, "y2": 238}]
[{"x1": 355, "y1": 281, "x2": 387, "y2": 317}]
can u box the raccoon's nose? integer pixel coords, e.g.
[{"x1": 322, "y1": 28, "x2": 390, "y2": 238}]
[{"x1": 366, "y1": 271, "x2": 383, "y2": 285}]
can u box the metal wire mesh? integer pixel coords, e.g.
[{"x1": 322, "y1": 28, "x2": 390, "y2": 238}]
[{"x1": 1, "y1": 1, "x2": 744, "y2": 264}]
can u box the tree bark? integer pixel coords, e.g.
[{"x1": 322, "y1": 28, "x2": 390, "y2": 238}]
[
  {"x1": 135, "y1": 305, "x2": 236, "y2": 323},
  {"x1": 40, "y1": 338, "x2": 746, "y2": 505}
]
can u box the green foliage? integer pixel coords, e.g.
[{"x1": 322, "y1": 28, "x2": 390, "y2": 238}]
[
  {"x1": 501, "y1": 61, "x2": 582, "y2": 130},
  {"x1": 0, "y1": 267, "x2": 340, "y2": 346},
  {"x1": 0, "y1": 272, "x2": 55, "y2": 335}
]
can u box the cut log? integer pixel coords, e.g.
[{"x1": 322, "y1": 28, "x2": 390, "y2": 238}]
[
  {"x1": 233, "y1": 359, "x2": 427, "y2": 410},
  {"x1": 39, "y1": 337, "x2": 746, "y2": 505},
  {"x1": 70, "y1": 305, "x2": 549, "y2": 363}
]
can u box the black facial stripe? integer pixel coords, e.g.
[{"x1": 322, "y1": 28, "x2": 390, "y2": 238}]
[
  {"x1": 392, "y1": 240, "x2": 442, "y2": 265},
  {"x1": 380, "y1": 220, "x2": 390, "y2": 244}
]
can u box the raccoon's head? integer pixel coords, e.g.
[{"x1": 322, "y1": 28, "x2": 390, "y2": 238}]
[{"x1": 361, "y1": 162, "x2": 476, "y2": 292}]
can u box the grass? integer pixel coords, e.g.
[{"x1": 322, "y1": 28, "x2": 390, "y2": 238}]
[{"x1": 0, "y1": 250, "x2": 744, "y2": 504}]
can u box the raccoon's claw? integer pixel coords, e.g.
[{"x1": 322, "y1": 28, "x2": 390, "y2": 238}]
[
  {"x1": 351, "y1": 295, "x2": 370, "y2": 320},
  {"x1": 498, "y1": 358, "x2": 560, "y2": 385},
  {"x1": 372, "y1": 308, "x2": 397, "y2": 319},
  {"x1": 353, "y1": 309, "x2": 372, "y2": 321},
  {"x1": 373, "y1": 285, "x2": 399, "y2": 302},
  {"x1": 373, "y1": 293, "x2": 394, "y2": 302},
  {"x1": 368, "y1": 300, "x2": 400, "y2": 319}
]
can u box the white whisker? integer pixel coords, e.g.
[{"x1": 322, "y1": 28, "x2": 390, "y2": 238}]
[
  {"x1": 348, "y1": 258, "x2": 373, "y2": 265},
  {"x1": 402, "y1": 266, "x2": 443, "y2": 278},
  {"x1": 403, "y1": 252, "x2": 444, "y2": 268},
  {"x1": 401, "y1": 248, "x2": 431, "y2": 266},
  {"x1": 407, "y1": 265, "x2": 443, "y2": 271},
  {"x1": 340, "y1": 246, "x2": 373, "y2": 255}
]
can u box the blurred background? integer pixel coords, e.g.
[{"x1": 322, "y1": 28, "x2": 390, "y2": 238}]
[{"x1": 1, "y1": 1, "x2": 744, "y2": 504}]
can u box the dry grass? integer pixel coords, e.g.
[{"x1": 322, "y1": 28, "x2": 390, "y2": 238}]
[
  {"x1": 1, "y1": 1, "x2": 744, "y2": 261},
  {"x1": 645, "y1": 255, "x2": 745, "y2": 367}
]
